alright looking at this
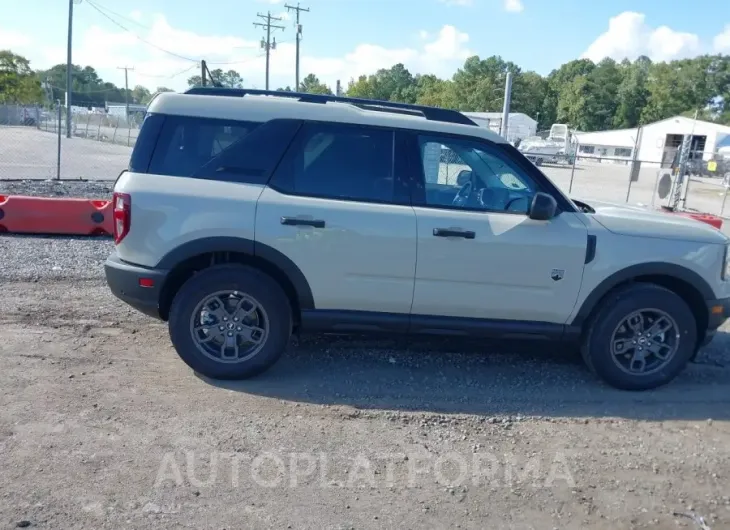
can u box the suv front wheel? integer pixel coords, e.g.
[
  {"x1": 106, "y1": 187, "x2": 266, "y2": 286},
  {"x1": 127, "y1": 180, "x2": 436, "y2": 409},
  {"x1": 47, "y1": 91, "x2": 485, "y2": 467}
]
[
  {"x1": 168, "y1": 264, "x2": 292, "y2": 379},
  {"x1": 581, "y1": 284, "x2": 697, "y2": 390}
]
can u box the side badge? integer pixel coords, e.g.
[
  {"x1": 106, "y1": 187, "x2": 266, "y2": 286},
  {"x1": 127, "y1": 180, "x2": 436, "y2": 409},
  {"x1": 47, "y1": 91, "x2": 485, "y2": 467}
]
[{"x1": 551, "y1": 269, "x2": 565, "y2": 282}]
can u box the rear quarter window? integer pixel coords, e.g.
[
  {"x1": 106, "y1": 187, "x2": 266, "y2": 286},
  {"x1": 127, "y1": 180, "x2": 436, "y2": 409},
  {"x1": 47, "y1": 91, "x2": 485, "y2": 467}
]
[{"x1": 145, "y1": 115, "x2": 301, "y2": 184}]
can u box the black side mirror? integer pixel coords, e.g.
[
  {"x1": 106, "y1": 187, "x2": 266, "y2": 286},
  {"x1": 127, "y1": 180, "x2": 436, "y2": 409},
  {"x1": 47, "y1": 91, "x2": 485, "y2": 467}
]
[{"x1": 529, "y1": 192, "x2": 557, "y2": 220}]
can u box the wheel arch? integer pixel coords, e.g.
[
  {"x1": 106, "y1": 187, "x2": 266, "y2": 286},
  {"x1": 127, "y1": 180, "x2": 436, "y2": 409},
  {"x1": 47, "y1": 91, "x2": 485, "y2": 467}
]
[
  {"x1": 571, "y1": 262, "x2": 713, "y2": 342},
  {"x1": 156, "y1": 236, "x2": 314, "y2": 323}
]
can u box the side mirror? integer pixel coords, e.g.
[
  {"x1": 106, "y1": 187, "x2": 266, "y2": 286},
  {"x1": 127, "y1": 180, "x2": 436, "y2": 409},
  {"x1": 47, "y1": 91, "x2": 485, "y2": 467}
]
[{"x1": 529, "y1": 192, "x2": 557, "y2": 220}]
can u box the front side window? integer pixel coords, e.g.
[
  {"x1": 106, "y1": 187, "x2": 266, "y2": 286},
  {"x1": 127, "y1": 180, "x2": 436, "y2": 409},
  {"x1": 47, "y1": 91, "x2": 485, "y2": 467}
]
[
  {"x1": 273, "y1": 122, "x2": 395, "y2": 203},
  {"x1": 418, "y1": 135, "x2": 537, "y2": 214}
]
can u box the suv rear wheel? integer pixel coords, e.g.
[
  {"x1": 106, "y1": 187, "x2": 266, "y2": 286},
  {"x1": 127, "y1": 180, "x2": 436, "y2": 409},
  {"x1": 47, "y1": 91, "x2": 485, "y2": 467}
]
[
  {"x1": 168, "y1": 264, "x2": 292, "y2": 379},
  {"x1": 581, "y1": 284, "x2": 697, "y2": 390}
]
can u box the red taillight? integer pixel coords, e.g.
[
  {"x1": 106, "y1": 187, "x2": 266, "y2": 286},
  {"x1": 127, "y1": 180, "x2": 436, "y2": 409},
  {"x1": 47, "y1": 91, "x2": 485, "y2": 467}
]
[{"x1": 113, "y1": 192, "x2": 131, "y2": 244}]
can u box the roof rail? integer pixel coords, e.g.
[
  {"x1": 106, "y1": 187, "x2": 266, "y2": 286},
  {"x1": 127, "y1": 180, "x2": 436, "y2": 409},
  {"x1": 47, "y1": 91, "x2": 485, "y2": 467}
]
[{"x1": 183, "y1": 87, "x2": 477, "y2": 126}]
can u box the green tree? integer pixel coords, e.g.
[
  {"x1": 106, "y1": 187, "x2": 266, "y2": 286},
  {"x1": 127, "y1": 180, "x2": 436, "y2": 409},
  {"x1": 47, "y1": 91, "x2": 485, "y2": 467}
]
[
  {"x1": 131, "y1": 85, "x2": 151, "y2": 104},
  {"x1": 38, "y1": 63, "x2": 127, "y2": 106},
  {"x1": 187, "y1": 68, "x2": 244, "y2": 88},
  {"x1": 613, "y1": 57, "x2": 650, "y2": 128},
  {"x1": 0, "y1": 50, "x2": 43, "y2": 104},
  {"x1": 299, "y1": 73, "x2": 332, "y2": 95}
]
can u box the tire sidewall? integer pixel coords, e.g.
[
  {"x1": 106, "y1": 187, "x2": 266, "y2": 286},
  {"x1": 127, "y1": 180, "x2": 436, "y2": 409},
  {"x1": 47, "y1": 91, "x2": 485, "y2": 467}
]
[
  {"x1": 168, "y1": 265, "x2": 292, "y2": 379},
  {"x1": 586, "y1": 285, "x2": 697, "y2": 391}
]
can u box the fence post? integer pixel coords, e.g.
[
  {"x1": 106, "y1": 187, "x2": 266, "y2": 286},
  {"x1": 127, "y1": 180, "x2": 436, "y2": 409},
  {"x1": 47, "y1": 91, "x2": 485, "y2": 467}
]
[
  {"x1": 56, "y1": 102, "x2": 62, "y2": 181},
  {"x1": 568, "y1": 143, "x2": 578, "y2": 194}
]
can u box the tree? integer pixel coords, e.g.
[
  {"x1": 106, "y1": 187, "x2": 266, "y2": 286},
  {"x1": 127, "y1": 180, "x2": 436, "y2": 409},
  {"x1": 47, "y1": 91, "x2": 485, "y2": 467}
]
[
  {"x1": 38, "y1": 63, "x2": 128, "y2": 106},
  {"x1": 299, "y1": 73, "x2": 332, "y2": 95},
  {"x1": 132, "y1": 85, "x2": 152, "y2": 105},
  {"x1": 187, "y1": 69, "x2": 244, "y2": 88},
  {"x1": 0, "y1": 50, "x2": 43, "y2": 104},
  {"x1": 613, "y1": 57, "x2": 650, "y2": 128}
]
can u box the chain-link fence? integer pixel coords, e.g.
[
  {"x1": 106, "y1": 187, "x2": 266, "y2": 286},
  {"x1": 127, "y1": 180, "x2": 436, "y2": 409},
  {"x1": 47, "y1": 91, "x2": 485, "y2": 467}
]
[{"x1": 0, "y1": 103, "x2": 136, "y2": 181}]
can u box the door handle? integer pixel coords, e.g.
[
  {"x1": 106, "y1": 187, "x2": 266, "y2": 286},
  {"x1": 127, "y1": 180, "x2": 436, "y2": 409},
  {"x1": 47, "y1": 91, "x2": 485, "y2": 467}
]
[
  {"x1": 281, "y1": 217, "x2": 325, "y2": 228},
  {"x1": 433, "y1": 228, "x2": 475, "y2": 239}
]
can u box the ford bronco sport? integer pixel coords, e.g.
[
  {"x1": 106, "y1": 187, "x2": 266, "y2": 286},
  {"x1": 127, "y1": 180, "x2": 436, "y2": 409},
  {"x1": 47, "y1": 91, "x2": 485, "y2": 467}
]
[{"x1": 105, "y1": 88, "x2": 730, "y2": 390}]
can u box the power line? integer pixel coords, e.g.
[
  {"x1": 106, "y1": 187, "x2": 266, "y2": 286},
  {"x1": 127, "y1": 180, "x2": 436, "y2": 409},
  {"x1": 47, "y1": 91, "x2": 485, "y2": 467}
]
[
  {"x1": 285, "y1": 3, "x2": 309, "y2": 91},
  {"x1": 253, "y1": 12, "x2": 285, "y2": 90},
  {"x1": 85, "y1": 0, "x2": 199, "y2": 62},
  {"x1": 85, "y1": 0, "x2": 151, "y2": 30}
]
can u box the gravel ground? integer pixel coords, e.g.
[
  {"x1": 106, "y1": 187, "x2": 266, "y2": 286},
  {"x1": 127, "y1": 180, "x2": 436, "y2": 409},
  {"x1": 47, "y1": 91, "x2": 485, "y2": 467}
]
[
  {"x1": 1, "y1": 237, "x2": 730, "y2": 529},
  {"x1": 0, "y1": 179, "x2": 114, "y2": 199},
  {"x1": 3, "y1": 181, "x2": 730, "y2": 528}
]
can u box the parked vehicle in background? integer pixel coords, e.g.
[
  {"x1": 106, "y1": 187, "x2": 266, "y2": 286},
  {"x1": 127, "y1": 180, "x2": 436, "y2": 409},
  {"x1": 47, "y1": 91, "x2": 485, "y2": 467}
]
[
  {"x1": 105, "y1": 88, "x2": 730, "y2": 391},
  {"x1": 518, "y1": 124, "x2": 578, "y2": 166}
]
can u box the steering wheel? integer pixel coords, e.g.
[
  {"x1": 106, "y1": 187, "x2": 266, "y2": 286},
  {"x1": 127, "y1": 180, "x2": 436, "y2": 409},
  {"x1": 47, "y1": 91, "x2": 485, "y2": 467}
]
[
  {"x1": 452, "y1": 181, "x2": 473, "y2": 207},
  {"x1": 504, "y1": 196, "x2": 529, "y2": 212}
]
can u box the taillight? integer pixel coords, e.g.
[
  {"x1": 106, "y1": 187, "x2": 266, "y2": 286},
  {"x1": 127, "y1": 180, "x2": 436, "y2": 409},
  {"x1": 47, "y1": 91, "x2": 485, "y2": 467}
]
[{"x1": 113, "y1": 192, "x2": 131, "y2": 244}]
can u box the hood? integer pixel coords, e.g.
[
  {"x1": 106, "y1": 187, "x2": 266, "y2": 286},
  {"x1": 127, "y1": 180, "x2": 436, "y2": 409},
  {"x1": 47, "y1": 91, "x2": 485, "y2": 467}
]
[{"x1": 572, "y1": 197, "x2": 729, "y2": 245}]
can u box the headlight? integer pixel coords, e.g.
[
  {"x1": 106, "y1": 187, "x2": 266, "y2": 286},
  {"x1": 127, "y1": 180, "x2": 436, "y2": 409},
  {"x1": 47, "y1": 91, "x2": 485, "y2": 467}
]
[{"x1": 723, "y1": 244, "x2": 730, "y2": 280}]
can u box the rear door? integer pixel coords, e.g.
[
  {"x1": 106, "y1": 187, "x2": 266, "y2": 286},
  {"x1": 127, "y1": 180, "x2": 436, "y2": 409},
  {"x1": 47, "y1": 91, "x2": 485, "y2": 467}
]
[{"x1": 255, "y1": 121, "x2": 418, "y2": 317}]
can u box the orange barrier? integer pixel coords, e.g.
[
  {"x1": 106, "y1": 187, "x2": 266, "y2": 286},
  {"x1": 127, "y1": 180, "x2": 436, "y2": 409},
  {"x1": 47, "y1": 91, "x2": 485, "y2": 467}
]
[
  {"x1": 668, "y1": 211, "x2": 724, "y2": 230},
  {"x1": 0, "y1": 195, "x2": 113, "y2": 236}
]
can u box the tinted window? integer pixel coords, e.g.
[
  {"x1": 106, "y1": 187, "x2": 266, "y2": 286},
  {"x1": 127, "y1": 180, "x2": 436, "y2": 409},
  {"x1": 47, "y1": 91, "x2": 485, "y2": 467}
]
[
  {"x1": 417, "y1": 135, "x2": 537, "y2": 214},
  {"x1": 272, "y1": 122, "x2": 395, "y2": 203},
  {"x1": 149, "y1": 116, "x2": 258, "y2": 177}
]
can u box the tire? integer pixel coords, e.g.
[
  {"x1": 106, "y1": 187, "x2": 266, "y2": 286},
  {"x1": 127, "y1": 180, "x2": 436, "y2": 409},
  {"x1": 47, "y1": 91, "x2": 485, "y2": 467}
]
[
  {"x1": 581, "y1": 283, "x2": 697, "y2": 391},
  {"x1": 168, "y1": 264, "x2": 292, "y2": 379}
]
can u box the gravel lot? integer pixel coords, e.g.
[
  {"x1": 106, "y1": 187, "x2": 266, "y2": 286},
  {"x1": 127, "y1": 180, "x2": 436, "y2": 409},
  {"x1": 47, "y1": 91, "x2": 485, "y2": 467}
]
[{"x1": 3, "y1": 180, "x2": 730, "y2": 529}]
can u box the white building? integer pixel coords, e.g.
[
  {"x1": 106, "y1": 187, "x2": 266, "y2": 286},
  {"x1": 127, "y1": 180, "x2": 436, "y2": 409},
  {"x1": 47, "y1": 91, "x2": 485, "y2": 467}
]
[
  {"x1": 574, "y1": 116, "x2": 730, "y2": 167},
  {"x1": 462, "y1": 112, "x2": 537, "y2": 144}
]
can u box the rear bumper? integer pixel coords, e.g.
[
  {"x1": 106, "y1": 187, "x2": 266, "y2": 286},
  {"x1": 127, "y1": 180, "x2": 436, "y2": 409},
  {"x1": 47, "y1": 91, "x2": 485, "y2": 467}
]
[{"x1": 104, "y1": 252, "x2": 168, "y2": 320}]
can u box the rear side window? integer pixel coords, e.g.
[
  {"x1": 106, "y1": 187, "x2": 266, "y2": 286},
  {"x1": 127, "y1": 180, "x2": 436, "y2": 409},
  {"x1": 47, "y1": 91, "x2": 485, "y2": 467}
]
[
  {"x1": 147, "y1": 115, "x2": 300, "y2": 183},
  {"x1": 271, "y1": 122, "x2": 401, "y2": 203}
]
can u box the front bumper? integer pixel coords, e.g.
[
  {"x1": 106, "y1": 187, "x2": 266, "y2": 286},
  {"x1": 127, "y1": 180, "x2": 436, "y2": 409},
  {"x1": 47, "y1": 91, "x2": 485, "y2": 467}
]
[{"x1": 104, "y1": 252, "x2": 169, "y2": 319}]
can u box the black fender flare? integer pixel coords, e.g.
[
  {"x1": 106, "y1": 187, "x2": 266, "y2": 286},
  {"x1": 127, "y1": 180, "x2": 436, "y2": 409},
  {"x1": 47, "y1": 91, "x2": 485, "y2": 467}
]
[
  {"x1": 155, "y1": 236, "x2": 315, "y2": 310},
  {"x1": 570, "y1": 262, "x2": 714, "y2": 327}
]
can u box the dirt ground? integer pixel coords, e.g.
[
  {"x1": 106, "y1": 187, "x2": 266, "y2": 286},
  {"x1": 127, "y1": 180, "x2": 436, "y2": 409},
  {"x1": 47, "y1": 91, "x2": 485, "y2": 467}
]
[{"x1": 1, "y1": 277, "x2": 730, "y2": 529}]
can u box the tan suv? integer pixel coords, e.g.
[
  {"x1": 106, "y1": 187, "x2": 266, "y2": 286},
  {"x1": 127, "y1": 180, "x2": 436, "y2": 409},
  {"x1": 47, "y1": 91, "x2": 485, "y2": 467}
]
[{"x1": 105, "y1": 88, "x2": 730, "y2": 390}]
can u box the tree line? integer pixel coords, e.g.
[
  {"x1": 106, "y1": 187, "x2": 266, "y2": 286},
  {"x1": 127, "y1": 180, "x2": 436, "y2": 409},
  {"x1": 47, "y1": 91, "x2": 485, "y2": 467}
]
[{"x1": 2, "y1": 48, "x2": 730, "y2": 132}]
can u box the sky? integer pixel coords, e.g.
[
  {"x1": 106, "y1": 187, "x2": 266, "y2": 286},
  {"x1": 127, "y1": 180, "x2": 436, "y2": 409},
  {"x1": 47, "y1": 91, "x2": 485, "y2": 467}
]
[{"x1": 1, "y1": 0, "x2": 730, "y2": 94}]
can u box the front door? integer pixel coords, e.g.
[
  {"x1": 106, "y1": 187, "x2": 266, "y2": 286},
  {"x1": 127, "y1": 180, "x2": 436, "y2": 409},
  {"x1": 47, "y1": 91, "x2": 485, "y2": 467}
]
[{"x1": 407, "y1": 133, "x2": 589, "y2": 325}]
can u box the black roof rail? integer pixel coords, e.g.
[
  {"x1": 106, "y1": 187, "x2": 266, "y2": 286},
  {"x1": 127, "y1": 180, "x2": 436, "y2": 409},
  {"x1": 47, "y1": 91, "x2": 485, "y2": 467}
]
[{"x1": 183, "y1": 86, "x2": 477, "y2": 126}]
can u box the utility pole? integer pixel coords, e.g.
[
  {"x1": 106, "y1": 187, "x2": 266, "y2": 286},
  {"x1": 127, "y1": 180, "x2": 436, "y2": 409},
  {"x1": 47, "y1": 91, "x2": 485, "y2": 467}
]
[
  {"x1": 285, "y1": 2, "x2": 309, "y2": 91},
  {"x1": 117, "y1": 66, "x2": 134, "y2": 122},
  {"x1": 500, "y1": 72, "x2": 513, "y2": 139},
  {"x1": 66, "y1": 0, "x2": 75, "y2": 138},
  {"x1": 254, "y1": 12, "x2": 285, "y2": 90},
  {"x1": 201, "y1": 60, "x2": 207, "y2": 87}
]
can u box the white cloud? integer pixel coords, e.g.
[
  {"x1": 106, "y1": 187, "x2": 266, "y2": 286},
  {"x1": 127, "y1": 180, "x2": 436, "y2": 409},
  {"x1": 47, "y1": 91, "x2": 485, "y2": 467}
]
[
  {"x1": 582, "y1": 11, "x2": 701, "y2": 63},
  {"x1": 0, "y1": 28, "x2": 32, "y2": 49},
  {"x1": 6, "y1": 15, "x2": 471, "y2": 93},
  {"x1": 504, "y1": 0, "x2": 524, "y2": 13},
  {"x1": 129, "y1": 10, "x2": 143, "y2": 22},
  {"x1": 714, "y1": 24, "x2": 730, "y2": 53}
]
